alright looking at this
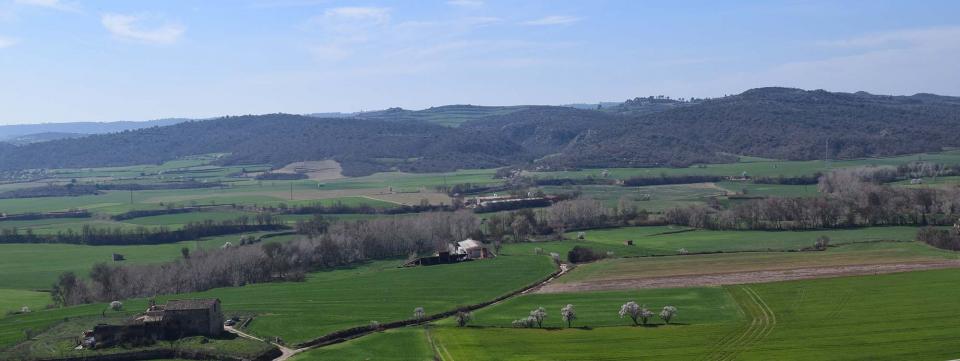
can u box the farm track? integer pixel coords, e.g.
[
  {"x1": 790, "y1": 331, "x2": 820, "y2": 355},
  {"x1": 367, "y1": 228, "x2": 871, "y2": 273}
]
[
  {"x1": 703, "y1": 286, "x2": 776, "y2": 361},
  {"x1": 537, "y1": 260, "x2": 960, "y2": 293}
]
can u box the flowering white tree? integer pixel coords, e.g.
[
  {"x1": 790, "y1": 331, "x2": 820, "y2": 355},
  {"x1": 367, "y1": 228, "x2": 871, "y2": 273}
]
[
  {"x1": 560, "y1": 304, "x2": 576, "y2": 328},
  {"x1": 413, "y1": 307, "x2": 425, "y2": 322},
  {"x1": 529, "y1": 307, "x2": 547, "y2": 328},
  {"x1": 20, "y1": 306, "x2": 31, "y2": 313},
  {"x1": 109, "y1": 301, "x2": 123, "y2": 312},
  {"x1": 512, "y1": 316, "x2": 536, "y2": 328},
  {"x1": 659, "y1": 306, "x2": 678, "y2": 324},
  {"x1": 619, "y1": 301, "x2": 641, "y2": 326},
  {"x1": 639, "y1": 305, "x2": 654, "y2": 325}
]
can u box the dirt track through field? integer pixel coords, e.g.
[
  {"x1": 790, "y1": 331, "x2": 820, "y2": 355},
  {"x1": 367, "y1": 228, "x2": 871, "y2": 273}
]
[
  {"x1": 536, "y1": 260, "x2": 960, "y2": 293},
  {"x1": 703, "y1": 286, "x2": 776, "y2": 361}
]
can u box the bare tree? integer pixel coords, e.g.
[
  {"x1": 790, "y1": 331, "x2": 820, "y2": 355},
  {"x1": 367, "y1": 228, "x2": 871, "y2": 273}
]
[
  {"x1": 413, "y1": 307, "x2": 425, "y2": 322},
  {"x1": 455, "y1": 310, "x2": 472, "y2": 327}
]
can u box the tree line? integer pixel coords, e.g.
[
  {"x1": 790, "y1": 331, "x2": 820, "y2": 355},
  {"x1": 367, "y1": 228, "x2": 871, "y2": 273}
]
[
  {"x1": 51, "y1": 211, "x2": 482, "y2": 305},
  {"x1": 0, "y1": 215, "x2": 285, "y2": 246},
  {"x1": 664, "y1": 167, "x2": 960, "y2": 232}
]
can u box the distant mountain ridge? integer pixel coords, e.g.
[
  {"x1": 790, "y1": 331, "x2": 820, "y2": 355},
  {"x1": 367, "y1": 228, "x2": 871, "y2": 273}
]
[
  {"x1": 0, "y1": 118, "x2": 191, "y2": 141},
  {"x1": 0, "y1": 87, "x2": 958, "y2": 175}
]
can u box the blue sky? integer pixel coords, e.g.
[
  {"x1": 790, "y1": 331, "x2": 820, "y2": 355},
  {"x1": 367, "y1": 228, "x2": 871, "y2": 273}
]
[{"x1": 0, "y1": 0, "x2": 958, "y2": 124}]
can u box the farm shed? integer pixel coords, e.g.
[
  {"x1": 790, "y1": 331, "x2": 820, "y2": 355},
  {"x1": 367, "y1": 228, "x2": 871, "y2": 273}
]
[{"x1": 456, "y1": 239, "x2": 490, "y2": 260}]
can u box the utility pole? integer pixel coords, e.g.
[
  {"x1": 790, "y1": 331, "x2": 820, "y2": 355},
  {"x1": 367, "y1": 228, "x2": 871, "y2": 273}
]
[
  {"x1": 290, "y1": 183, "x2": 294, "y2": 201},
  {"x1": 129, "y1": 189, "x2": 134, "y2": 204}
]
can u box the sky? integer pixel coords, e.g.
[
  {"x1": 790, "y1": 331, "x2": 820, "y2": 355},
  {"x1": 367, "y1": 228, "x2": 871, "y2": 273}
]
[{"x1": 0, "y1": 0, "x2": 959, "y2": 124}]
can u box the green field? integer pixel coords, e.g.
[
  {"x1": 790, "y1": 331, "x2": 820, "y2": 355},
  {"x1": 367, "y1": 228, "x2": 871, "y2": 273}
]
[
  {"x1": 470, "y1": 287, "x2": 738, "y2": 328},
  {"x1": 569, "y1": 226, "x2": 924, "y2": 255},
  {"x1": 0, "y1": 232, "x2": 296, "y2": 290},
  {"x1": 559, "y1": 241, "x2": 959, "y2": 285},
  {"x1": 528, "y1": 150, "x2": 960, "y2": 179},
  {"x1": 424, "y1": 268, "x2": 960, "y2": 360},
  {"x1": 543, "y1": 183, "x2": 727, "y2": 211},
  {"x1": 294, "y1": 327, "x2": 434, "y2": 361},
  {"x1": 716, "y1": 181, "x2": 820, "y2": 197},
  {"x1": 0, "y1": 255, "x2": 555, "y2": 352},
  {"x1": 0, "y1": 289, "x2": 49, "y2": 316}
]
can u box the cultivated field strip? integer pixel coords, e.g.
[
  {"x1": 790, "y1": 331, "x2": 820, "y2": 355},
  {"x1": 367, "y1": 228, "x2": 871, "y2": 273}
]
[{"x1": 703, "y1": 286, "x2": 776, "y2": 361}]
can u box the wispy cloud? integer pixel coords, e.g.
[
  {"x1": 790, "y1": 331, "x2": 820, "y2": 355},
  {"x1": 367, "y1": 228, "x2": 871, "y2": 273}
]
[
  {"x1": 522, "y1": 15, "x2": 580, "y2": 26},
  {"x1": 446, "y1": 0, "x2": 484, "y2": 8},
  {"x1": 248, "y1": 0, "x2": 330, "y2": 8},
  {"x1": 304, "y1": 7, "x2": 391, "y2": 60},
  {"x1": 101, "y1": 13, "x2": 185, "y2": 45},
  {"x1": 14, "y1": 0, "x2": 79, "y2": 12},
  {"x1": 321, "y1": 6, "x2": 390, "y2": 23},
  {"x1": 0, "y1": 36, "x2": 18, "y2": 49}
]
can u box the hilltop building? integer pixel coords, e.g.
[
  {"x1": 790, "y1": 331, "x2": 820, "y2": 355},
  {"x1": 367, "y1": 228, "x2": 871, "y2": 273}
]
[{"x1": 82, "y1": 299, "x2": 224, "y2": 349}]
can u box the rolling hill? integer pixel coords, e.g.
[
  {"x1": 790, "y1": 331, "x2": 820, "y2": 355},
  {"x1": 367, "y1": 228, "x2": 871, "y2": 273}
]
[{"x1": 0, "y1": 87, "x2": 958, "y2": 176}]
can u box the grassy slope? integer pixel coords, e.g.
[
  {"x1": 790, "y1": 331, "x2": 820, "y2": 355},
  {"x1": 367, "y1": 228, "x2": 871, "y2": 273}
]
[
  {"x1": 193, "y1": 255, "x2": 554, "y2": 345},
  {"x1": 0, "y1": 289, "x2": 49, "y2": 316},
  {"x1": 542, "y1": 183, "x2": 726, "y2": 211},
  {"x1": 469, "y1": 287, "x2": 739, "y2": 328},
  {"x1": 571, "y1": 226, "x2": 924, "y2": 255},
  {"x1": 0, "y1": 232, "x2": 296, "y2": 290},
  {"x1": 528, "y1": 150, "x2": 960, "y2": 179},
  {"x1": 560, "y1": 241, "x2": 959, "y2": 284},
  {"x1": 0, "y1": 256, "x2": 554, "y2": 350},
  {"x1": 293, "y1": 327, "x2": 434, "y2": 361},
  {"x1": 430, "y1": 268, "x2": 960, "y2": 360}
]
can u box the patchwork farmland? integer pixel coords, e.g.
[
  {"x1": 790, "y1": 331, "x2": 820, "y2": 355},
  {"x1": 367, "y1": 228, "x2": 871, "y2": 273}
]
[{"x1": 1, "y1": 149, "x2": 959, "y2": 361}]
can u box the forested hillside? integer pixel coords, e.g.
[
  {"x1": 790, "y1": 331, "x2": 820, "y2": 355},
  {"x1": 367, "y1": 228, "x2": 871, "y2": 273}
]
[{"x1": 0, "y1": 87, "x2": 958, "y2": 175}]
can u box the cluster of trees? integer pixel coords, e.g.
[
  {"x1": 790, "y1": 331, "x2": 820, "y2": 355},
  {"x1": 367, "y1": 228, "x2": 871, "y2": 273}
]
[
  {"x1": 509, "y1": 302, "x2": 677, "y2": 329},
  {"x1": 619, "y1": 302, "x2": 678, "y2": 326},
  {"x1": 622, "y1": 174, "x2": 724, "y2": 187},
  {"x1": 916, "y1": 225, "x2": 960, "y2": 251},
  {"x1": 752, "y1": 173, "x2": 822, "y2": 185},
  {"x1": 665, "y1": 168, "x2": 960, "y2": 231},
  {"x1": 53, "y1": 212, "x2": 481, "y2": 305},
  {"x1": 0, "y1": 215, "x2": 285, "y2": 245},
  {"x1": 566, "y1": 246, "x2": 607, "y2": 263},
  {"x1": 482, "y1": 198, "x2": 653, "y2": 247},
  {"x1": 95, "y1": 181, "x2": 226, "y2": 191},
  {"x1": 266, "y1": 201, "x2": 451, "y2": 216},
  {"x1": 0, "y1": 184, "x2": 99, "y2": 199},
  {"x1": 254, "y1": 172, "x2": 307, "y2": 180}
]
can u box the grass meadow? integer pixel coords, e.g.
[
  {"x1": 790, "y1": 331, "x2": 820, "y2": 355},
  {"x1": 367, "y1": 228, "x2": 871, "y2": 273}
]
[
  {"x1": 569, "y1": 226, "x2": 925, "y2": 255},
  {"x1": 0, "y1": 232, "x2": 297, "y2": 290},
  {"x1": 421, "y1": 268, "x2": 960, "y2": 360},
  {"x1": 0, "y1": 254, "x2": 556, "y2": 352}
]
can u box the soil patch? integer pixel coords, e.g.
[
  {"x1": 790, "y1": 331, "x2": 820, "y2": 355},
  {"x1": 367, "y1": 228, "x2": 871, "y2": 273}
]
[{"x1": 537, "y1": 261, "x2": 960, "y2": 293}]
